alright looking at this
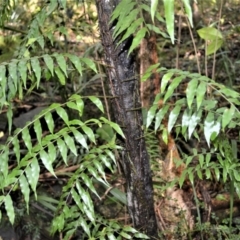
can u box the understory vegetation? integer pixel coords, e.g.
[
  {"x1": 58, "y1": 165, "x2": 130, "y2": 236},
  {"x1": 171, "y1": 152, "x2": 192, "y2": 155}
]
[{"x1": 1, "y1": 0, "x2": 240, "y2": 239}]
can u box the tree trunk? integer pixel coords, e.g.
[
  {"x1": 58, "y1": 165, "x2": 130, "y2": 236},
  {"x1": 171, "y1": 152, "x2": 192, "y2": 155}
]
[{"x1": 95, "y1": 1, "x2": 158, "y2": 238}]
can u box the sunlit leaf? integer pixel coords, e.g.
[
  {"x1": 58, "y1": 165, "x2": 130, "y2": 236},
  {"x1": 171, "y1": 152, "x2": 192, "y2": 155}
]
[
  {"x1": 168, "y1": 104, "x2": 181, "y2": 132},
  {"x1": 196, "y1": 81, "x2": 207, "y2": 110},
  {"x1": 40, "y1": 150, "x2": 56, "y2": 177},
  {"x1": 204, "y1": 112, "x2": 215, "y2": 147},
  {"x1": 188, "y1": 110, "x2": 202, "y2": 138},
  {"x1": 163, "y1": 0, "x2": 174, "y2": 43},
  {"x1": 181, "y1": 108, "x2": 191, "y2": 136},
  {"x1": 63, "y1": 133, "x2": 77, "y2": 156},
  {"x1": 146, "y1": 105, "x2": 158, "y2": 128},
  {"x1": 151, "y1": 0, "x2": 158, "y2": 22},
  {"x1": 161, "y1": 72, "x2": 174, "y2": 93},
  {"x1": 71, "y1": 128, "x2": 88, "y2": 150},
  {"x1": 25, "y1": 158, "x2": 40, "y2": 198}
]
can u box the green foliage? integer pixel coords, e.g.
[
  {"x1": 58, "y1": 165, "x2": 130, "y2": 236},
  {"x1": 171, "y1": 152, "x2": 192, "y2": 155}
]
[
  {"x1": 145, "y1": 66, "x2": 240, "y2": 198},
  {"x1": 197, "y1": 27, "x2": 224, "y2": 55}
]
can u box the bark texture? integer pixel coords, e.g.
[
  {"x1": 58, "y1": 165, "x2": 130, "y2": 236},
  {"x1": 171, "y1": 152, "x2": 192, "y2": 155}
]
[{"x1": 95, "y1": 0, "x2": 158, "y2": 238}]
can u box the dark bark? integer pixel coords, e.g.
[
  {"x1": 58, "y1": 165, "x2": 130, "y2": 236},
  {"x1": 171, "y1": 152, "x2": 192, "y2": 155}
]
[{"x1": 95, "y1": 0, "x2": 158, "y2": 239}]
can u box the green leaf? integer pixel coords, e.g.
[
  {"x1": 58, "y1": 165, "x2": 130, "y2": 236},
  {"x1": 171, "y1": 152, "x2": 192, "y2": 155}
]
[
  {"x1": 81, "y1": 58, "x2": 97, "y2": 73},
  {"x1": 48, "y1": 142, "x2": 57, "y2": 163},
  {"x1": 37, "y1": 35, "x2": 44, "y2": 49},
  {"x1": 197, "y1": 27, "x2": 223, "y2": 41},
  {"x1": 114, "y1": 8, "x2": 139, "y2": 40},
  {"x1": 154, "y1": 105, "x2": 169, "y2": 131},
  {"x1": 12, "y1": 137, "x2": 20, "y2": 164},
  {"x1": 161, "y1": 72, "x2": 174, "y2": 93},
  {"x1": 123, "y1": 226, "x2": 138, "y2": 233},
  {"x1": 181, "y1": 108, "x2": 191, "y2": 136},
  {"x1": 71, "y1": 128, "x2": 88, "y2": 150},
  {"x1": 0, "y1": 65, "x2": 6, "y2": 98},
  {"x1": 25, "y1": 158, "x2": 40, "y2": 198},
  {"x1": 0, "y1": 146, "x2": 9, "y2": 178},
  {"x1": 8, "y1": 61, "x2": 18, "y2": 89},
  {"x1": 44, "y1": 112, "x2": 54, "y2": 133},
  {"x1": 219, "y1": 88, "x2": 239, "y2": 99},
  {"x1": 204, "y1": 112, "x2": 215, "y2": 147},
  {"x1": 164, "y1": 75, "x2": 184, "y2": 102},
  {"x1": 101, "y1": 118, "x2": 125, "y2": 139},
  {"x1": 40, "y1": 150, "x2": 56, "y2": 177},
  {"x1": 186, "y1": 78, "x2": 198, "y2": 108},
  {"x1": 43, "y1": 54, "x2": 54, "y2": 76},
  {"x1": 111, "y1": 0, "x2": 133, "y2": 22},
  {"x1": 54, "y1": 54, "x2": 68, "y2": 77},
  {"x1": 80, "y1": 173, "x2": 99, "y2": 198},
  {"x1": 34, "y1": 119, "x2": 42, "y2": 144},
  {"x1": 71, "y1": 188, "x2": 84, "y2": 211},
  {"x1": 188, "y1": 110, "x2": 202, "y2": 138},
  {"x1": 19, "y1": 174, "x2": 30, "y2": 213},
  {"x1": 168, "y1": 104, "x2": 181, "y2": 132},
  {"x1": 22, "y1": 128, "x2": 32, "y2": 152},
  {"x1": 120, "y1": 231, "x2": 131, "y2": 239},
  {"x1": 88, "y1": 165, "x2": 107, "y2": 185},
  {"x1": 4, "y1": 195, "x2": 15, "y2": 225},
  {"x1": 206, "y1": 38, "x2": 223, "y2": 55},
  {"x1": 196, "y1": 81, "x2": 207, "y2": 110},
  {"x1": 146, "y1": 105, "x2": 158, "y2": 128},
  {"x1": 79, "y1": 216, "x2": 91, "y2": 237},
  {"x1": 129, "y1": 27, "x2": 148, "y2": 55},
  {"x1": 182, "y1": 0, "x2": 193, "y2": 27},
  {"x1": 76, "y1": 181, "x2": 94, "y2": 213},
  {"x1": 56, "y1": 106, "x2": 69, "y2": 125},
  {"x1": 81, "y1": 125, "x2": 96, "y2": 144},
  {"x1": 55, "y1": 67, "x2": 65, "y2": 85},
  {"x1": 134, "y1": 232, "x2": 150, "y2": 239},
  {"x1": 63, "y1": 133, "x2": 77, "y2": 156},
  {"x1": 7, "y1": 105, "x2": 13, "y2": 133},
  {"x1": 57, "y1": 138, "x2": 68, "y2": 165},
  {"x1": 30, "y1": 57, "x2": 41, "y2": 88},
  {"x1": 88, "y1": 96, "x2": 104, "y2": 112},
  {"x1": 119, "y1": 18, "x2": 143, "y2": 45},
  {"x1": 151, "y1": 0, "x2": 158, "y2": 22},
  {"x1": 222, "y1": 104, "x2": 235, "y2": 129},
  {"x1": 163, "y1": 0, "x2": 174, "y2": 43},
  {"x1": 67, "y1": 54, "x2": 82, "y2": 75}
]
